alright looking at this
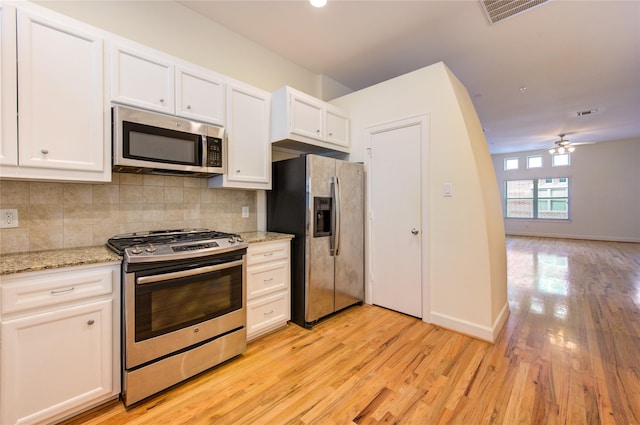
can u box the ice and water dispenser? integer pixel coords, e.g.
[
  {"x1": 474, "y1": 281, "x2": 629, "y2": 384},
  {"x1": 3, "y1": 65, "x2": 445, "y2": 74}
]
[{"x1": 313, "y1": 197, "x2": 332, "y2": 237}]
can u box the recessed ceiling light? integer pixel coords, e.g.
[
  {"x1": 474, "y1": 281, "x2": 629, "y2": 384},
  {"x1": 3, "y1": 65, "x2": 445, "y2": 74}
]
[{"x1": 310, "y1": 0, "x2": 327, "y2": 7}]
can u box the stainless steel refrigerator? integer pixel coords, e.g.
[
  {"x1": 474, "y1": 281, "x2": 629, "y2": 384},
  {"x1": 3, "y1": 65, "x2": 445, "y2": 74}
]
[{"x1": 267, "y1": 154, "x2": 364, "y2": 328}]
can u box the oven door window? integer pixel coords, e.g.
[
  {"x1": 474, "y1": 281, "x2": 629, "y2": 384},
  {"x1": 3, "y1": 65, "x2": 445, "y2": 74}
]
[
  {"x1": 134, "y1": 265, "x2": 242, "y2": 342},
  {"x1": 123, "y1": 121, "x2": 203, "y2": 166}
]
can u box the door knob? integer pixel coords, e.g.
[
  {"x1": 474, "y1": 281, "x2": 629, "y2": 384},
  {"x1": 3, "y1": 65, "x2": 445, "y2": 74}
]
[{"x1": 411, "y1": 228, "x2": 419, "y2": 235}]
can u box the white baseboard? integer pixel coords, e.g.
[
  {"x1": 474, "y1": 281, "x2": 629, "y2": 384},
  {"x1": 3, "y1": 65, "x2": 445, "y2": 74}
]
[
  {"x1": 429, "y1": 301, "x2": 510, "y2": 343},
  {"x1": 505, "y1": 231, "x2": 640, "y2": 243}
]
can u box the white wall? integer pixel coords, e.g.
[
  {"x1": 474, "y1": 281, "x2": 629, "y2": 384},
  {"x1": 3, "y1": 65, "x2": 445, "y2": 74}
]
[
  {"x1": 36, "y1": 1, "x2": 319, "y2": 96},
  {"x1": 332, "y1": 62, "x2": 508, "y2": 342},
  {"x1": 492, "y1": 138, "x2": 640, "y2": 242}
]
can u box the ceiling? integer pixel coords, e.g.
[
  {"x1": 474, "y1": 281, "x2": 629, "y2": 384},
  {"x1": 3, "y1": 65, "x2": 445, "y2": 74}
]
[{"x1": 180, "y1": 0, "x2": 640, "y2": 154}]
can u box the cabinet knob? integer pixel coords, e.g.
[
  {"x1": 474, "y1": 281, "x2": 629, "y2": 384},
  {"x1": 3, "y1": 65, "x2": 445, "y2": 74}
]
[
  {"x1": 159, "y1": 98, "x2": 165, "y2": 103},
  {"x1": 186, "y1": 104, "x2": 192, "y2": 110},
  {"x1": 329, "y1": 132, "x2": 333, "y2": 136},
  {"x1": 41, "y1": 149, "x2": 49, "y2": 155},
  {"x1": 87, "y1": 319, "x2": 95, "y2": 326},
  {"x1": 236, "y1": 169, "x2": 241, "y2": 173},
  {"x1": 316, "y1": 129, "x2": 320, "y2": 133}
]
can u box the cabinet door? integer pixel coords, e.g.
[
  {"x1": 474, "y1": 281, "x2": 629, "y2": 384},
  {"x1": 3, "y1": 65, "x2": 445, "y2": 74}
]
[
  {"x1": 16, "y1": 10, "x2": 105, "y2": 172},
  {"x1": 290, "y1": 91, "x2": 324, "y2": 141},
  {"x1": 1, "y1": 300, "x2": 112, "y2": 425},
  {"x1": 111, "y1": 44, "x2": 174, "y2": 114},
  {"x1": 224, "y1": 82, "x2": 271, "y2": 187},
  {"x1": 325, "y1": 105, "x2": 350, "y2": 148},
  {"x1": 0, "y1": 5, "x2": 17, "y2": 166},
  {"x1": 176, "y1": 66, "x2": 224, "y2": 126}
]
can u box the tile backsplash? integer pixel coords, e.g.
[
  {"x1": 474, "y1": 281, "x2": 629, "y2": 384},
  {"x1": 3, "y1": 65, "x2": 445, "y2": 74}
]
[{"x1": 0, "y1": 173, "x2": 257, "y2": 254}]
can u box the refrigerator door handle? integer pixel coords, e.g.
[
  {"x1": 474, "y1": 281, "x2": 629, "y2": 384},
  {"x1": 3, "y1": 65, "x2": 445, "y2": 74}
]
[{"x1": 334, "y1": 175, "x2": 342, "y2": 256}]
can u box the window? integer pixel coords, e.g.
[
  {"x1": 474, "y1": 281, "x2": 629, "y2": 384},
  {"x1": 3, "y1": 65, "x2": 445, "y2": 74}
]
[
  {"x1": 527, "y1": 155, "x2": 543, "y2": 168},
  {"x1": 504, "y1": 157, "x2": 519, "y2": 170},
  {"x1": 505, "y1": 178, "x2": 569, "y2": 219},
  {"x1": 552, "y1": 153, "x2": 570, "y2": 167}
]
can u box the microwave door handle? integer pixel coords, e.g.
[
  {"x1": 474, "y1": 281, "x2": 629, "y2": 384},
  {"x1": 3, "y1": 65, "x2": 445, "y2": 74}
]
[
  {"x1": 201, "y1": 135, "x2": 207, "y2": 167},
  {"x1": 136, "y1": 260, "x2": 244, "y2": 285}
]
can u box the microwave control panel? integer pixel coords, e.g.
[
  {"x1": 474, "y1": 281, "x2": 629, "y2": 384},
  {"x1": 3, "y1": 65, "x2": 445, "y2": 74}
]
[{"x1": 206, "y1": 137, "x2": 223, "y2": 168}]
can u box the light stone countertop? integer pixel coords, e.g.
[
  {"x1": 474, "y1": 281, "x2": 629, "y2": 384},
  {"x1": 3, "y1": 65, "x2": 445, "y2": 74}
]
[
  {"x1": 0, "y1": 246, "x2": 122, "y2": 276},
  {"x1": 0, "y1": 232, "x2": 294, "y2": 276},
  {"x1": 239, "y1": 231, "x2": 294, "y2": 244}
]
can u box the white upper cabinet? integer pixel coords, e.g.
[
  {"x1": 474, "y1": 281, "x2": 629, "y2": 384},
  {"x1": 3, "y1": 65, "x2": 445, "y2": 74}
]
[
  {"x1": 176, "y1": 66, "x2": 225, "y2": 126},
  {"x1": 111, "y1": 43, "x2": 175, "y2": 114},
  {"x1": 0, "y1": 4, "x2": 110, "y2": 182},
  {"x1": 111, "y1": 43, "x2": 225, "y2": 126},
  {"x1": 325, "y1": 104, "x2": 350, "y2": 147},
  {"x1": 290, "y1": 91, "x2": 324, "y2": 140},
  {"x1": 209, "y1": 80, "x2": 271, "y2": 190},
  {"x1": 0, "y1": 4, "x2": 17, "y2": 166},
  {"x1": 271, "y1": 86, "x2": 350, "y2": 154}
]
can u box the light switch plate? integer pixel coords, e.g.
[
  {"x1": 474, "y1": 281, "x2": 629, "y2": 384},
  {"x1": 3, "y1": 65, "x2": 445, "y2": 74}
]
[
  {"x1": 241, "y1": 206, "x2": 249, "y2": 218},
  {"x1": 443, "y1": 183, "x2": 453, "y2": 197}
]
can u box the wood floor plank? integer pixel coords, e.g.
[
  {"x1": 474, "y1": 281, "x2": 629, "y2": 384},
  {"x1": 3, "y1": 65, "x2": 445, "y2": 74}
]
[{"x1": 58, "y1": 237, "x2": 640, "y2": 425}]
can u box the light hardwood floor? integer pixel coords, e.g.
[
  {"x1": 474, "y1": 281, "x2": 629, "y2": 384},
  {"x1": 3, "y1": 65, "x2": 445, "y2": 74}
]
[{"x1": 60, "y1": 236, "x2": 640, "y2": 425}]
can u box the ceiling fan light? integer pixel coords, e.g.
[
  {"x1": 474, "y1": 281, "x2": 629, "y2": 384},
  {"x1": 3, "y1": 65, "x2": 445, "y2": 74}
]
[
  {"x1": 310, "y1": 0, "x2": 327, "y2": 7},
  {"x1": 568, "y1": 146, "x2": 575, "y2": 153},
  {"x1": 548, "y1": 148, "x2": 556, "y2": 154},
  {"x1": 558, "y1": 147, "x2": 565, "y2": 154}
]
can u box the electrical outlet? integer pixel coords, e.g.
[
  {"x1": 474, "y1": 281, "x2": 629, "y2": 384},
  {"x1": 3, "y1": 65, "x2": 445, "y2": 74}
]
[
  {"x1": 241, "y1": 206, "x2": 249, "y2": 218},
  {"x1": 0, "y1": 209, "x2": 19, "y2": 228}
]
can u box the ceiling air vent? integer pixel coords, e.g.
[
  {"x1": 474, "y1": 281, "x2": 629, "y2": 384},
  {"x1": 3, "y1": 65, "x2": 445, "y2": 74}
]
[{"x1": 480, "y1": 0, "x2": 550, "y2": 25}]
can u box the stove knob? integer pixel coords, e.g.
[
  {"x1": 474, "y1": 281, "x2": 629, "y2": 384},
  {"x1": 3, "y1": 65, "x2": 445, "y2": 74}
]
[
  {"x1": 236, "y1": 236, "x2": 245, "y2": 243},
  {"x1": 228, "y1": 236, "x2": 236, "y2": 244},
  {"x1": 131, "y1": 246, "x2": 142, "y2": 255},
  {"x1": 146, "y1": 244, "x2": 156, "y2": 253}
]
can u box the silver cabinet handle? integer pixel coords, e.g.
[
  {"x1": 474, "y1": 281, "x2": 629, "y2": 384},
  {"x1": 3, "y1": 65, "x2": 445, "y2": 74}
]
[
  {"x1": 159, "y1": 98, "x2": 165, "y2": 103},
  {"x1": 263, "y1": 277, "x2": 274, "y2": 282},
  {"x1": 51, "y1": 287, "x2": 74, "y2": 295},
  {"x1": 41, "y1": 149, "x2": 49, "y2": 155},
  {"x1": 264, "y1": 310, "x2": 274, "y2": 316},
  {"x1": 186, "y1": 104, "x2": 192, "y2": 109},
  {"x1": 411, "y1": 228, "x2": 420, "y2": 235}
]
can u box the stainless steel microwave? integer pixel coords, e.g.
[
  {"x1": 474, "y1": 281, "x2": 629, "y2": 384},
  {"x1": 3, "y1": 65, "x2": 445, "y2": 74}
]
[{"x1": 112, "y1": 105, "x2": 225, "y2": 177}]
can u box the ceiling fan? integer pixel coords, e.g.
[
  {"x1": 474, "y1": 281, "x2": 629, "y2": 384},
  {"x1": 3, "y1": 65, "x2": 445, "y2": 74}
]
[{"x1": 548, "y1": 134, "x2": 575, "y2": 155}]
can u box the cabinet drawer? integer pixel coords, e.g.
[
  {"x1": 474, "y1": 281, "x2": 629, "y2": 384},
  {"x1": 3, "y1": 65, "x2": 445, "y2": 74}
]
[
  {"x1": 246, "y1": 292, "x2": 288, "y2": 336},
  {"x1": 2, "y1": 268, "x2": 113, "y2": 315},
  {"x1": 247, "y1": 261, "x2": 288, "y2": 299},
  {"x1": 247, "y1": 241, "x2": 289, "y2": 265}
]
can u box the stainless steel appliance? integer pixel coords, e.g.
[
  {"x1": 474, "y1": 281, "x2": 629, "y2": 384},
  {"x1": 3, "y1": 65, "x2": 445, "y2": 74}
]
[
  {"x1": 112, "y1": 105, "x2": 225, "y2": 177},
  {"x1": 267, "y1": 154, "x2": 364, "y2": 328},
  {"x1": 107, "y1": 229, "x2": 247, "y2": 406}
]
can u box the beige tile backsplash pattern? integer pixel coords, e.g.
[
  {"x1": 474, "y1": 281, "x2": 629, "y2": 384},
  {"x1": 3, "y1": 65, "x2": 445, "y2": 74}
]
[{"x1": 0, "y1": 173, "x2": 257, "y2": 254}]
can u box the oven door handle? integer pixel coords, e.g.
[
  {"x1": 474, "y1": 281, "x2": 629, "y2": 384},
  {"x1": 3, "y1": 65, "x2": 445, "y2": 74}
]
[{"x1": 136, "y1": 259, "x2": 244, "y2": 285}]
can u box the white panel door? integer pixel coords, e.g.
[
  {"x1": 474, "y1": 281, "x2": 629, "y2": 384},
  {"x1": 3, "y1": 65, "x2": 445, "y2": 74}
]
[
  {"x1": 1, "y1": 300, "x2": 112, "y2": 425},
  {"x1": 368, "y1": 118, "x2": 424, "y2": 318},
  {"x1": 226, "y1": 82, "x2": 271, "y2": 185},
  {"x1": 0, "y1": 4, "x2": 17, "y2": 166},
  {"x1": 176, "y1": 66, "x2": 224, "y2": 126},
  {"x1": 17, "y1": 10, "x2": 105, "y2": 172},
  {"x1": 290, "y1": 92, "x2": 323, "y2": 140}
]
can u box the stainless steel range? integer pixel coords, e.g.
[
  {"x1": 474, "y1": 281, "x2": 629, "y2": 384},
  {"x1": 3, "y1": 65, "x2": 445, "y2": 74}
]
[{"x1": 107, "y1": 229, "x2": 248, "y2": 406}]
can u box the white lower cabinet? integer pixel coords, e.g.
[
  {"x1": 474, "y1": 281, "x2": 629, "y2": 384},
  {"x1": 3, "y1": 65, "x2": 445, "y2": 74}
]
[
  {"x1": 0, "y1": 263, "x2": 121, "y2": 425},
  {"x1": 246, "y1": 239, "x2": 291, "y2": 340}
]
